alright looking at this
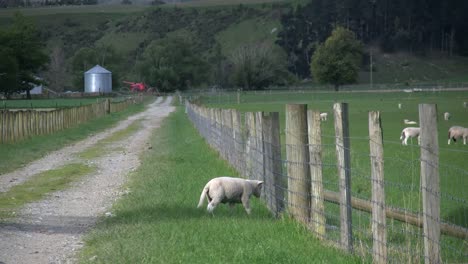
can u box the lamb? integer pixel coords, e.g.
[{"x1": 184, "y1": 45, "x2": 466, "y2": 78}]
[
  {"x1": 320, "y1": 112, "x2": 328, "y2": 121},
  {"x1": 400, "y1": 127, "x2": 420, "y2": 145},
  {"x1": 404, "y1": 119, "x2": 418, "y2": 125},
  {"x1": 398, "y1": 103, "x2": 402, "y2": 109},
  {"x1": 444, "y1": 112, "x2": 451, "y2": 121},
  {"x1": 448, "y1": 126, "x2": 468, "y2": 145},
  {"x1": 197, "y1": 177, "x2": 263, "y2": 214}
]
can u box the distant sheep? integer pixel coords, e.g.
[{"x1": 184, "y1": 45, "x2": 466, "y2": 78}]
[
  {"x1": 320, "y1": 112, "x2": 328, "y2": 121},
  {"x1": 404, "y1": 119, "x2": 418, "y2": 125},
  {"x1": 448, "y1": 126, "x2": 468, "y2": 145},
  {"x1": 444, "y1": 112, "x2": 451, "y2": 121},
  {"x1": 400, "y1": 127, "x2": 420, "y2": 145},
  {"x1": 398, "y1": 103, "x2": 402, "y2": 109}
]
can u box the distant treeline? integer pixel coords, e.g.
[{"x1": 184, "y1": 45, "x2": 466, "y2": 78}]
[
  {"x1": 1, "y1": 0, "x2": 97, "y2": 7},
  {"x1": 277, "y1": 0, "x2": 468, "y2": 77}
]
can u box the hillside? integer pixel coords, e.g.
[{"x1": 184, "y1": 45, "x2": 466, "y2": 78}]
[{"x1": 1, "y1": 0, "x2": 468, "y2": 91}]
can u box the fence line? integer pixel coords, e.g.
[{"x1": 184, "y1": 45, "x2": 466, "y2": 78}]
[
  {"x1": 185, "y1": 100, "x2": 468, "y2": 263},
  {"x1": 0, "y1": 96, "x2": 144, "y2": 144}
]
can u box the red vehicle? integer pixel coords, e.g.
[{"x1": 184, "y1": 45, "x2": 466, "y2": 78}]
[{"x1": 123, "y1": 81, "x2": 146, "y2": 92}]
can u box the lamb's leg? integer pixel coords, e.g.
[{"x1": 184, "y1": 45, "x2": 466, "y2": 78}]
[
  {"x1": 403, "y1": 137, "x2": 408, "y2": 145},
  {"x1": 417, "y1": 136, "x2": 420, "y2": 145},
  {"x1": 464, "y1": 136, "x2": 467, "y2": 145},
  {"x1": 241, "y1": 195, "x2": 251, "y2": 215},
  {"x1": 207, "y1": 198, "x2": 221, "y2": 214},
  {"x1": 448, "y1": 138, "x2": 451, "y2": 145}
]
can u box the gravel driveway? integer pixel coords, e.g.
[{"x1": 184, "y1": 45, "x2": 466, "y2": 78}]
[{"x1": 0, "y1": 96, "x2": 175, "y2": 264}]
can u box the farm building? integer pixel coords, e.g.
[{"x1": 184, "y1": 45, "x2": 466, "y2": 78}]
[{"x1": 84, "y1": 65, "x2": 112, "y2": 93}]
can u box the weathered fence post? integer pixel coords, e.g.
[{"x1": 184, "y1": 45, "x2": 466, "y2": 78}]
[
  {"x1": 245, "y1": 112, "x2": 256, "y2": 180},
  {"x1": 368, "y1": 111, "x2": 387, "y2": 263},
  {"x1": 286, "y1": 104, "x2": 310, "y2": 225},
  {"x1": 419, "y1": 104, "x2": 441, "y2": 264},
  {"x1": 262, "y1": 112, "x2": 284, "y2": 216},
  {"x1": 231, "y1": 109, "x2": 243, "y2": 173},
  {"x1": 255, "y1": 112, "x2": 265, "y2": 183},
  {"x1": 333, "y1": 102, "x2": 353, "y2": 252},
  {"x1": 307, "y1": 110, "x2": 325, "y2": 239}
]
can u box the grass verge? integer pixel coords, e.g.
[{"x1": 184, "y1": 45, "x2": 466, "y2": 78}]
[
  {"x1": 0, "y1": 100, "x2": 151, "y2": 174},
  {"x1": 78, "y1": 107, "x2": 364, "y2": 263},
  {"x1": 0, "y1": 163, "x2": 95, "y2": 219}
]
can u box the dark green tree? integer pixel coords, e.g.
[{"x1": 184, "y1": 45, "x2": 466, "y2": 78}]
[
  {"x1": 137, "y1": 33, "x2": 208, "y2": 92},
  {"x1": 0, "y1": 12, "x2": 48, "y2": 99},
  {"x1": 311, "y1": 27, "x2": 363, "y2": 91}
]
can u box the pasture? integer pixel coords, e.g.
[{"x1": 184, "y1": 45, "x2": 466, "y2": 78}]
[{"x1": 196, "y1": 90, "x2": 468, "y2": 261}]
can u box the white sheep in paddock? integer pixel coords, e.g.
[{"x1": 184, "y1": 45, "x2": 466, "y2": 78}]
[
  {"x1": 398, "y1": 103, "x2": 402, "y2": 109},
  {"x1": 448, "y1": 126, "x2": 468, "y2": 145},
  {"x1": 400, "y1": 127, "x2": 420, "y2": 145},
  {"x1": 404, "y1": 119, "x2": 418, "y2": 125},
  {"x1": 320, "y1": 112, "x2": 328, "y2": 121},
  {"x1": 444, "y1": 112, "x2": 451, "y2": 121}
]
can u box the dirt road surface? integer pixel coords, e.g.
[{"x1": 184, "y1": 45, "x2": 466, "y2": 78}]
[{"x1": 0, "y1": 96, "x2": 175, "y2": 264}]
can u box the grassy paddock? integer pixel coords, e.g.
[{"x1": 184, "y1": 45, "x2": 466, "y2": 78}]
[
  {"x1": 0, "y1": 99, "x2": 151, "y2": 174},
  {"x1": 79, "y1": 107, "x2": 365, "y2": 263},
  {"x1": 0, "y1": 97, "x2": 135, "y2": 109},
  {"x1": 202, "y1": 90, "x2": 468, "y2": 261}
]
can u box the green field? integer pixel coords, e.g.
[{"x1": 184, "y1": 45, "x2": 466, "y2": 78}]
[{"x1": 199, "y1": 90, "x2": 468, "y2": 262}]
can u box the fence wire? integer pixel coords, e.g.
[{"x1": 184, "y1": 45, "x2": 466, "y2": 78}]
[{"x1": 185, "y1": 101, "x2": 468, "y2": 263}]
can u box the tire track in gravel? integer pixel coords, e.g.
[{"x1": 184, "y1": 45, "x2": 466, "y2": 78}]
[{"x1": 0, "y1": 96, "x2": 175, "y2": 264}]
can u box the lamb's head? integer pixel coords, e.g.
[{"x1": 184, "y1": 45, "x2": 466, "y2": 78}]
[{"x1": 252, "y1": 180, "x2": 264, "y2": 198}]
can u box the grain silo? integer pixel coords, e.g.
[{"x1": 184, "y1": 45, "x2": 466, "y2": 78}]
[{"x1": 84, "y1": 65, "x2": 112, "y2": 93}]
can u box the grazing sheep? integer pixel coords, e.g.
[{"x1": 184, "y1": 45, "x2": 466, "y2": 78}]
[
  {"x1": 320, "y1": 112, "x2": 328, "y2": 121},
  {"x1": 448, "y1": 126, "x2": 468, "y2": 145},
  {"x1": 464, "y1": 102, "x2": 467, "y2": 108},
  {"x1": 400, "y1": 127, "x2": 420, "y2": 145},
  {"x1": 444, "y1": 112, "x2": 451, "y2": 121},
  {"x1": 197, "y1": 177, "x2": 263, "y2": 215},
  {"x1": 398, "y1": 103, "x2": 402, "y2": 109},
  {"x1": 404, "y1": 119, "x2": 418, "y2": 125}
]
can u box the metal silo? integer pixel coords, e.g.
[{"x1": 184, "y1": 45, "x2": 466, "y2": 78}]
[{"x1": 84, "y1": 65, "x2": 112, "y2": 93}]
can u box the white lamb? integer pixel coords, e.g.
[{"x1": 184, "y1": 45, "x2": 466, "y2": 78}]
[
  {"x1": 400, "y1": 127, "x2": 420, "y2": 145},
  {"x1": 404, "y1": 119, "x2": 418, "y2": 125},
  {"x1": 320, "y1": 112, "x2": 328, "y2": 121},
  {"x1": 448, "y1": 126, "x2": 468, "y2": 145},
  {"x1": 197, "y1": 177, "x2": 263, "y2": 214},
  {"x1": 444, "y1": 112, "x2": 451, "y2": 121}
]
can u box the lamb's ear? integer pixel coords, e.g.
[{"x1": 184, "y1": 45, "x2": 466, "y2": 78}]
[{"x1": 257, "y1": 181, "x2": 264, "y2": 188}]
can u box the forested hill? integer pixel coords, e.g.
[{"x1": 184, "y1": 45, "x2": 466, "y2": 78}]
[
  {"x1": 1, "y1": 0, "x2": 468, "y2": 92},
  {"x1": 277, "y1": 0, "x2": 468, "y2": 78}
]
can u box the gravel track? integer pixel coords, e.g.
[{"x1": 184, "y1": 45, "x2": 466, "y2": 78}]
[{"x1": 0, "y1": 96, "x2": 175, "y2": 264}]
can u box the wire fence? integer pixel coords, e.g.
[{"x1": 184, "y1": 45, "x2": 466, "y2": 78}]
[{"x1": 184, "y1": 98, "x2": 468, "y2": 264}]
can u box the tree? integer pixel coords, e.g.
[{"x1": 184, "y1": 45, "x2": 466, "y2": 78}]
[
  {"x1": 137, "y1": 33, "x2": 208, "y2": 92},
  {"x1": 0, "y1": 12, "x2": 48, "y2": 99},
  {"x1": 229, "y1": 42, "x2": 291, "y2": 90},
  {"x1": 44, "y1": 44, "x2": 67, "y2": 93},
  {"x1": 311, "y1": 27, "x2": 363, "y2": 91}
]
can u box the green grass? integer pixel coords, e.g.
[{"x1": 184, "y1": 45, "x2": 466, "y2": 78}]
[
  {"x1": 78, "y1": 119, "x2": 143, "y2": 159},
  {"x1": 0, "y1": 163, "x2": 95, "y2": 219},
  {"x1": 0, "y1": 99, "x2": 150, "y2": 174},
  {"x1": 202, "y1": 90, "x2": 468, "y2": 261},
  {"x1": 78, "y1": 107, "x2": 364, "y2": 263}
]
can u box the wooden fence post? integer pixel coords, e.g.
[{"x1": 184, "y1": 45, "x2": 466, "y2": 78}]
[
  {"x1": 333, "y1": 102, "x2": 353, "y2": 252},
  {"x1": 419, "y1": 104, "x2": 441, "y2": 264},
  {"x1": 255, "y1": 112, "x2": 265, "y2": 183},
  {"x1": 245, "y1": 112, "x2": 256, "y2": 180},
  {"x1": 231, "y1": 109, "x2": 242, "y2": 173},
  {"x1": 307, "y1": 110, "x2": 325, "y2": 239},
  {"x1": 262, "y1": 112, "x2": 283, "y2": 216},
  {"x1": 286, "y1": 104, "x2": 310, "y2": 225},
  {"x1": 369, "y1": 111, "x2": 387, "y2": 263}
]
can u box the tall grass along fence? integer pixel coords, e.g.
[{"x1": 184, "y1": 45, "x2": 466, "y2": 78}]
[
  {"x1": 0, "y1": 96, "x2": 143, "y2": 144},
  {"x1": 185, "y1": 100, "x2": 468, "y2": 263}
]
